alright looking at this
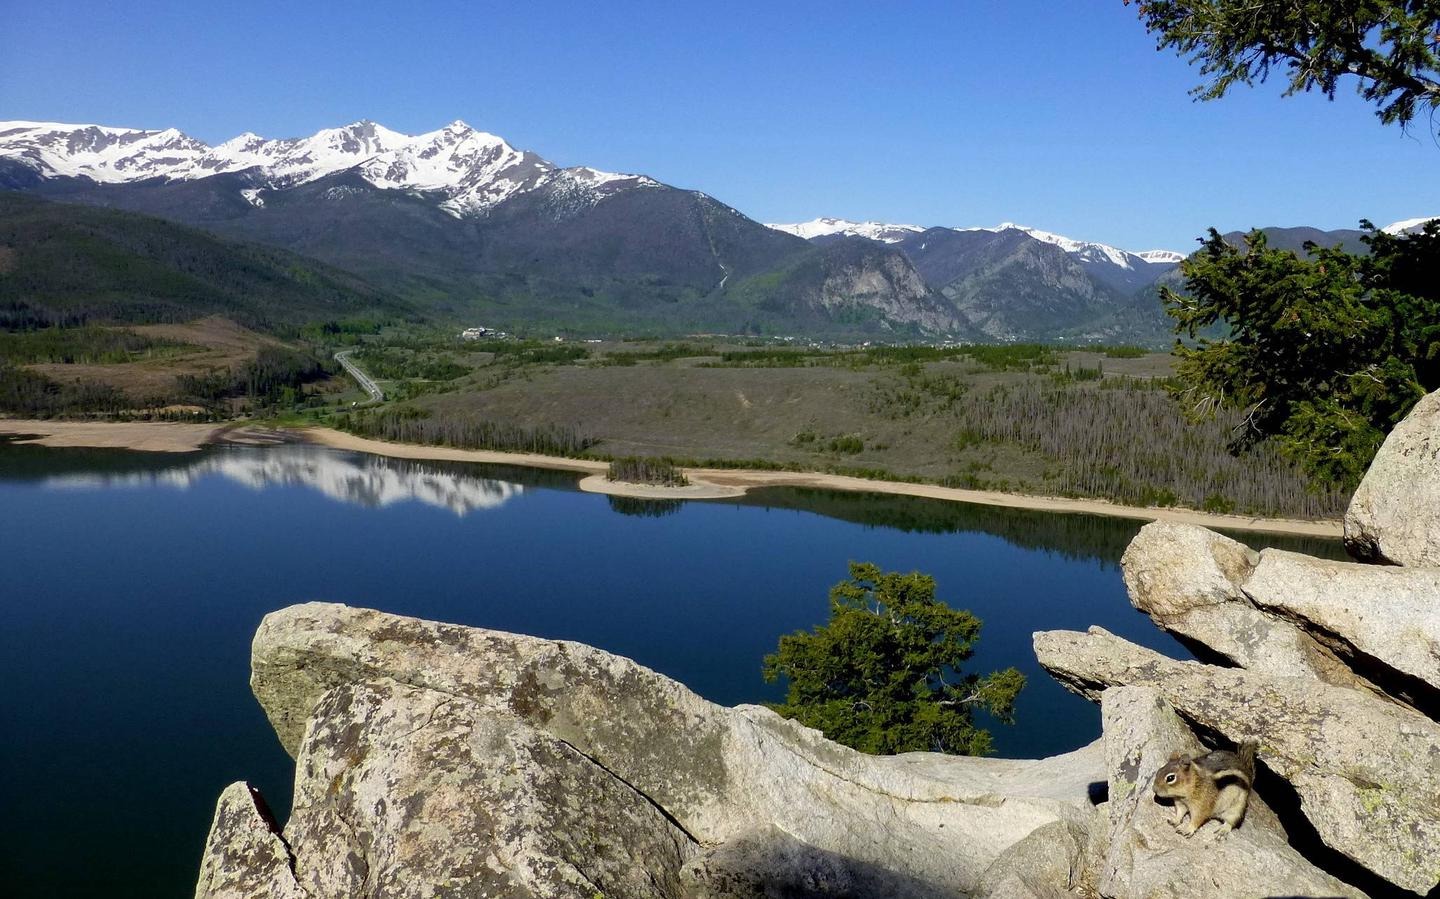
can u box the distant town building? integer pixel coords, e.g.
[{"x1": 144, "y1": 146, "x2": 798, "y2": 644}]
[{"x1": 461, "y1": 327, "x2": 492, "y2": 340}]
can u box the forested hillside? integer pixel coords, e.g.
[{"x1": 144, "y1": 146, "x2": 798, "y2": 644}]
[{"x1": 0, "y1": 192, "x2": 408, "y2": 332}]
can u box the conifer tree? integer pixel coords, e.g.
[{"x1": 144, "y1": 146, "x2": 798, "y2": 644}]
[{"x1": 763, "y1": 562, "x2": 1023, "y2": 756}]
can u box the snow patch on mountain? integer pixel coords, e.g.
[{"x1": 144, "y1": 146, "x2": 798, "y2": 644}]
[
  {"x1": 1382, "y1": 216, "x2": 1439, "y2": 235},
  {"x1": 766, "y1": 217, "x2": 923, "y2": 243},
  {"x1": 1135, "y1": 249, "x2": 1186, "y2": 264},
  {"x1": 944, "y1": 222, "x2": 1182, "y2": 270},
  {"x1": 0, "y1": 119, "x2": 655, "y2": 216},
  {"x1": 985, "y1": 223, "x2": 1188, "y2": 270}
]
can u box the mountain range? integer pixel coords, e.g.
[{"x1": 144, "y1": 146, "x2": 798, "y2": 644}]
[{"x1": 1, "y1": 120, "x2": 1432, "y2": 342}]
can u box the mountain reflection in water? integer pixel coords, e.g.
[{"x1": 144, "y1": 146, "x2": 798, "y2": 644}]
[{"x1": 38, "y1": 444, "x2": 528, "y2": 516}]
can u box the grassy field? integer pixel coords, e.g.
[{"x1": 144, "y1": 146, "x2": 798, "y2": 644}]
[{"x1": 329, "y1": 333, "x2": 1348, "y2": 519}]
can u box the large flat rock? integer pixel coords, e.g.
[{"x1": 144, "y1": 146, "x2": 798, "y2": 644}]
[
  {"x1": 1345, "y1": 388, "x2": 1440, "y2": 567},
  {"x1": 1034, "y1": 627, "x2": 1440, "y2": 895},
  {"x1": 251, "y1": 602, "x2": 1105, "y2": 896}
]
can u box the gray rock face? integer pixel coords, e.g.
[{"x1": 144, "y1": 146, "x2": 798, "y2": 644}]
[
  {"x1": 194, "y1": 782, "x2": 305, "y2": 899},
  {"x1": 974, "y1": 818, "x2": 1090, "y2": 899},
  {"x1": 1245, "y1": 548, "x2": 1440, "y2": 697},
  {"x1": 248, "y1": 602, "x2": 1104, "y2": 897},
  {"x1": 1095, "y1": 686, "x2": 1359, "y2": 899},
  {"x1": 1034, "y1": 627, "x2": 1440, "y2": 895},
  {"x1": 284, "y1": 678, "x2": 695, "y2": 898},
  {"x1": 1345, "y1": 388, "x2": 1440, "y2": 566}
]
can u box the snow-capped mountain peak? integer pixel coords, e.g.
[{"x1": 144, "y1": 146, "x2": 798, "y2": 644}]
[
  {"x1": 0, "y1": 120, "x2": 210, "y2": 182},
  {"x1": 0, "y1": 118, "x2": 658, "y2": 217},
  {"x1": 766, "y1": 217, "x2": 923, "y2": 243}
]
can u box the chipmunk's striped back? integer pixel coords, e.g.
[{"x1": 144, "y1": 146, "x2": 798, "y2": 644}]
[{"x1": 1153, "y1": 741, "x2": 1257, "y2": 835}]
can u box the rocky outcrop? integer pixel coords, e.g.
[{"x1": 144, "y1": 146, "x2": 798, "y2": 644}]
[
  {"x1": 251, "y1": 602, "x2": 1100, "y2": 893},
  {"x1": 1121, "y1": 521, "x2": 1427, "y2": 704},
  {"x1": 220, "y1": 602, "x2": 1106, "y2": 898},
  {"x1": 973, "y1": 819, "x2": 1091, "y2": 899},
  {"x1": 1035, "y1": 627, "x2": 1440, "y2": 895},
  {"x1": 1345, "y1": 387, "x2": 1440, "y2": 566},
  {"x1": 1046, "y1": 396, "x2": 1440, "y2": 896},
  {"x1": 1093, "y1": 686, "x2": 1359, "y2": 898}
]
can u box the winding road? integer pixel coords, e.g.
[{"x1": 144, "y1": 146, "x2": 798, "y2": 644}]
[{"x1": 334, "y1": 349, "x2": 384, "y2": 404}]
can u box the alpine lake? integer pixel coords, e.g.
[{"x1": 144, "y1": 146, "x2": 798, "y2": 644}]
[{"x1": 0, "y1": 437, "x2": 1346, "y2": 898}]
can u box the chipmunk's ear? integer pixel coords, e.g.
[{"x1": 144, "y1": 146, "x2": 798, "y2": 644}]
[{"x1": 1167, "y1": 750, "x2": 1183, "y2": 761}]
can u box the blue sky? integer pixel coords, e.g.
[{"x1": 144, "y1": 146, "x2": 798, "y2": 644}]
[{"x1": 3, "y1": 0, "x2": 1436, "y2": 251}]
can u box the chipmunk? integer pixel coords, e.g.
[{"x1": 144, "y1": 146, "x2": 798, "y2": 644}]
[{"x1": 1152, "y1": 741, "x2": 1258, "y2": 836}]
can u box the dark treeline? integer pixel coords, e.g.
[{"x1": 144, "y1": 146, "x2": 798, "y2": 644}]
[
  {"x1": 0, "y1": 193, "x2": 405, "y2": 332},
  {"x1": 0, "y1": 300, "x2": 89, "y2": 330},
  {"x1": 0, "y1": 361, "x2": 129, "y2": 417},
  {"x1": 449, "y1": 339, "x2": 589, "y2": 366},
  {"x1": 600, "y1": 343, "x2": 714, "y2": 366},
  {"x1": 703, "y1": 343, "x2": 1065, "y2": 372},
  {"x1": 176, "y1": 346, "x2": 334, "y2": 408},
  {"x1": 953, "y1": 379, "x2": 1349, "y2": 518},
  {"x1": 607, "y1": 456, "x2": 689, "y2": 486},
  {"x1": 734, "y1": 486, "x2": 1348, "y2": 568},
  {"x1": 294, "y1": 318, "x2": 389, "y2": 344},
  {"x1": 0, "y1": 326, "x2": 188, "y2": 365},
  {"x1": 336, "y1": 406, "x2": 598, "y2": 456}
]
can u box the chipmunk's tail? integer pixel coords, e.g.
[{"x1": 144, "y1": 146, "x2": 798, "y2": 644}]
[{"x1": 1236, "y1": 740, "x2": 1258, "y2": 781}]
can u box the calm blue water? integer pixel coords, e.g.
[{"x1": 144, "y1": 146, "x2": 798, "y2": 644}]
[{"x1": 0, "y1": 441, "x2": 1344, "y2": 898}]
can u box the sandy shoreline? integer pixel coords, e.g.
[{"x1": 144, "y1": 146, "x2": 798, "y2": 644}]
[
  {"x1": 0, "y1": 419, "x2": 223, "y2": 452},
  {"x1": 306, "y1": 428, "x2": 1342, "y2": 537},
  {"x1": 0, "y1": 419, "x2": 1343, "y2": 536}
]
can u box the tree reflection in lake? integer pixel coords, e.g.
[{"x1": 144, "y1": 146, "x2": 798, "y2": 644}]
[
  {"x1": 608, "y1": 495, "x2": 684, "y2": 518},
  {"x1": 728, "y1": 486, "x2": 1347, "y2": 565}
]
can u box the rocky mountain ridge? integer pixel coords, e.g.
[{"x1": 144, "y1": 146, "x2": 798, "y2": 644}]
[
  {"x1": 0, "y1": 120, "x2": 965, "y2": 339},
  {"x1": 5, "y1": 119, "x2": 1434, "y2": 342}
]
